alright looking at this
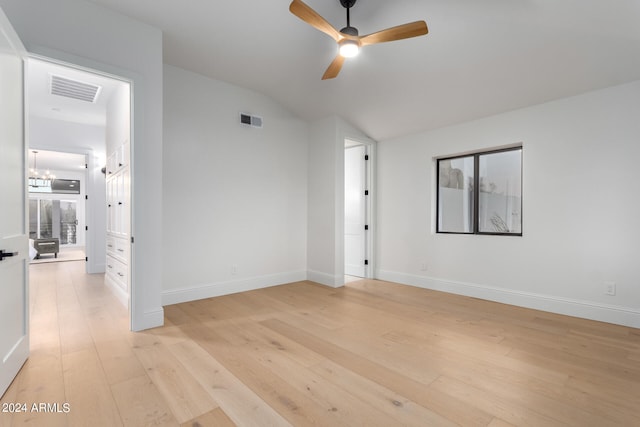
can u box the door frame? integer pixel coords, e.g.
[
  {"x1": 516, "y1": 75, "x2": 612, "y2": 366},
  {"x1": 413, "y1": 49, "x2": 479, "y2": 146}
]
[
  {"x1": 26, "y1": 53, "x2": 134, "y2": 326},
  {"x1": 344, "y1": 137, "x2": 376, "y2": 279}
]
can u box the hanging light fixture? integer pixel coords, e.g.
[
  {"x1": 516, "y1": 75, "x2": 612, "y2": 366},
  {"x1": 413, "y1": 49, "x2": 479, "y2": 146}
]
[
  {"x1": 29, "y1": 151, "x2": 56, "y2": 189},
  {"x1": 338, "y1": 1, "x2": 360, "y2": 58}
]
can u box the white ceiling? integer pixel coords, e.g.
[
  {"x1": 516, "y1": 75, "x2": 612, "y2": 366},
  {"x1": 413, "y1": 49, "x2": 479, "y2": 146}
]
[
  {"x1": 74, "y1": 0, "x2": 640, "y2": 140},
  {"x1": 28, "y1": 57, "x2": 124, "y2": 127},
  {"x1": 27, "y1": 58, "x2": 126, "y2": 173}
]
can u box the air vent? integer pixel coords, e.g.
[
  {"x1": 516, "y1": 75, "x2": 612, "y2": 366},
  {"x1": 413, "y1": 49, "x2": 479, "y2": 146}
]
[
  {"x1": 239, "y1": 113, "x2": 263, "y2": 128},
  {"x1": 50, "y1": 75, "x2": 101, "y2": 103}
]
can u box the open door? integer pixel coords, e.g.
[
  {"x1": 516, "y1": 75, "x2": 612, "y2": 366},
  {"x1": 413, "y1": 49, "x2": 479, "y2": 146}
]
[
  {"x1": 0, "y1": 6, "x2": 29, "y2": 397},
  {"x1": 344, "y1": 144, "x2": 367, "y2": 277}
]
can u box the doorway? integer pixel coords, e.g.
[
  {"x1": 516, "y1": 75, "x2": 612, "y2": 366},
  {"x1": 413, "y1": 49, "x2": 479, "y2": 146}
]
[
  {"x1": 26, "y1": 56, "x2": 132, "y2": 302},
  {"x1": 28, "y1": 149, "x2": 87, "y2": 263},
  {"x1": 344, "y1": 138, "x2": 374, "y2": 279}
]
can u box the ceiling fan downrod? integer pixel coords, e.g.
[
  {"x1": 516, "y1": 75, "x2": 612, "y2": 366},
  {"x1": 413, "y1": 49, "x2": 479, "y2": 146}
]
[{"x1": 340, "y1": 0, "x2": 358, "y2": 36}]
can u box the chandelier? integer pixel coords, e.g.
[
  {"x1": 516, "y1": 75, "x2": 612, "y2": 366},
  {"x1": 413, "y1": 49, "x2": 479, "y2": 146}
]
[{"x1": 29, "y1": 150, "x2": 56, "y2": 189}]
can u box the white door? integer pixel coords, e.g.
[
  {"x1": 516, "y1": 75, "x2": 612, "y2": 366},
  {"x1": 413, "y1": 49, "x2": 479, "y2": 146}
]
[
  {"x1": 0, "y1": 7, "x2": 29, "y2": 398},
  {"x1": 344, "y1": 145, "x2": 367, "y2": 277}
]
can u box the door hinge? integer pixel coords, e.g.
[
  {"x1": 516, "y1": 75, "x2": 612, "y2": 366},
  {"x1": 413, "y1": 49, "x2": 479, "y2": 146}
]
[
  {"x1": 364, "y1": 259, "x2": 369, "y2": 265},
  {"x1": 85, "y1": 257, "x2": 88, "y2": 262},
  {"x1": 131, "y1": 236, "x2": 135, "y2": 244},
  {"x1": 364, "y1": 154, "x2": 369, "y2": 160},
  {"x1": 85, "y1": 163, "x2": 88, "y2": 169},
  {"x1": 85, "y1": 226, "x2": 88, "y2": 231},
  {"x1": 85, "y1": 195, "x2": 88, "y2": 200},
  {"x1": 364, "y1": 190, "x2": 369, "y2": 196},
  {"x1": 364, "y1": 224, "x2": 369, "y2": 230}
]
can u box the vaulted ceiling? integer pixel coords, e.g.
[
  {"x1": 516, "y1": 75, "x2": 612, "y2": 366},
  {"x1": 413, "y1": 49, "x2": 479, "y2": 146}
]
[{"x1": 85, "y1": 0, "x2": 640, "y2": 141}]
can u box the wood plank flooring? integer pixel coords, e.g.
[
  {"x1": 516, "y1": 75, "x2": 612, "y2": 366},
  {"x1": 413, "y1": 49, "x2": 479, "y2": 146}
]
[{"x1": 2, "y1": 261, "x2": 640, "y2": 426}]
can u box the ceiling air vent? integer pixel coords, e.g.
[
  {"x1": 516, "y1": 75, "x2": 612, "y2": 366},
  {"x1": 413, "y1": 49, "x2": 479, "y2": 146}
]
[{"x1": 50, "y1": 75, "x2": 101, "y2": 103}]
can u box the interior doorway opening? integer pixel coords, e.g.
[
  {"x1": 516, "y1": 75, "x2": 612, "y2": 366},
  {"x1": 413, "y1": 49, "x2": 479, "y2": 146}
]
[
  {"x1": 27, "y1": 149, "x2": 88, "y2": 264},
  {"x1": 26, "y1": 56, "x2": 132, "y2": 304}
]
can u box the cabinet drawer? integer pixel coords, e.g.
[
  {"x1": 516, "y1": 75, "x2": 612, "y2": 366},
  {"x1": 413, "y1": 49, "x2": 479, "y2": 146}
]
[
  {"x1": 106, "y1": 255, "x2": 128, "y2": 292},
  {"x1": 106, "y1": 236, "x2": 116, "y2": 255},
  {"x1": 114, "y1": 238, "x2": 129, "y2": 262},
  {"x1": 106, "y1": 255, "x2": 117, "y2": 279}
]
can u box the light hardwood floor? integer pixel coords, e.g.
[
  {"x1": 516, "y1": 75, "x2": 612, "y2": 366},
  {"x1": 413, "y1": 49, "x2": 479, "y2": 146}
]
[{"x1": 2, "y1": 261, "x2": 640, "y2": 426}]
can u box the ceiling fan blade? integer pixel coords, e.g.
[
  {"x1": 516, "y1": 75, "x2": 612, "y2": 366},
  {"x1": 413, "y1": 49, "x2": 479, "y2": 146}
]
[
  {"x1": 290, "y1": 0, "x2": 342, "y2": 42},
  {"x1": 360, "y1": 21, "x2": 428, "y2": 46},
  {"x1": 322, "y1": 55, "x2": 346, "y2": 80}
]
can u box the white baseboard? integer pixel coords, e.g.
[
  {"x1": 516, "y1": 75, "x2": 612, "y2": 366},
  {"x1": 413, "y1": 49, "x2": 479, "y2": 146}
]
[
  {"x1": 307, "y1": 269, "x2": 344, "y2": 288},
  {"x1": 376, "y1": 269, "x2": 640, "y2": 329},
  {"x1": 161, "y1": 270, "x2": 307, "y2": 306}
]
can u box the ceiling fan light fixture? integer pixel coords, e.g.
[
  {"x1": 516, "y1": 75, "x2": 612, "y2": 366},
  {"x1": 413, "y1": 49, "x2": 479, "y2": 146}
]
[{"x1": 339, "y1": 39, "x2": 359, "y2": 57}]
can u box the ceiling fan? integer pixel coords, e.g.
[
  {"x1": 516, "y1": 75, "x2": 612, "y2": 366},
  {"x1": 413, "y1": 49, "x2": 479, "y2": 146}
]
[{"x1": 289, "y1": 0, "x2": 429, "y2": 80}]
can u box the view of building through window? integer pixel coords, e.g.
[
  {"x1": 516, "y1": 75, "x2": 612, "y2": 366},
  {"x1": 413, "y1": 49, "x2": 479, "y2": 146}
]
[{"x1": 437, "y1": 146, "x2": 522, "y2": 235}]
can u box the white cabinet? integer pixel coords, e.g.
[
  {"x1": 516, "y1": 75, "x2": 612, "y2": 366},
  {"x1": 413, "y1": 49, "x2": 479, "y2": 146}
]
[
  {"x1": 106, "y1": 139, "x2": 130, "y2": 176},
  {"x1": 105, "y1": 140, "x2": 130, "y2": 304},
  {"x1": 107, "y1": 167, "x2": 129, "y2": 237},
  {"x1": 106, "y1": 254, "x2": 128, "y2": 292}
]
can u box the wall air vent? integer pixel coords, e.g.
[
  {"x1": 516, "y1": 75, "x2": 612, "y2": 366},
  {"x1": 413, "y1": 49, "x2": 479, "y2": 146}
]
[
  {"x1": 239, "y1": 113, "x2": 263, "y2": 128},
  {"x1": 50, "y1": 75, "x2": 101, "y2": 103}
]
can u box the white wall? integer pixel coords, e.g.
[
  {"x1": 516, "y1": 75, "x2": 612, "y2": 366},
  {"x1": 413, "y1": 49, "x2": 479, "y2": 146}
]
[
  {"x1": 29, "y1": 116, "x2": 105, "y2": 159},
  {"x1": 1, "y1": 0, "x2": 164, "y2": 330},
  {"x1": 377, "y1": 80, "x2": 640, "y2": 327},
  {"x1": 105, "y1": 83, "x2": 130, "y2": 156},
  {"x1": 161, "y1": 64, "x2": 308, "y2": 304}
]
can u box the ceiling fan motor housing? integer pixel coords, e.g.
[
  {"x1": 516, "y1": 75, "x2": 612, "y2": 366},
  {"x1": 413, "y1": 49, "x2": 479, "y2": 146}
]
[
  {"x1": 340, "y1": 0, "x2": 357, "y2": 8},
  {"x1": 340, "y1": 26, "x2": 359, "y2": 36}
]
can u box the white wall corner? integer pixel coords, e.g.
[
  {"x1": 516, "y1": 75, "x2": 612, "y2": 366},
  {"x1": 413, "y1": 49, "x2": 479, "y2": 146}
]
[
  {"x1": 307, "y1": 270, "x2": 344, "y2": 288},
  {"x1": 132, "y1": 307, "x2": 165, "y2": 332},
  {"x1": 377, "y1": 269, "x2": 640, "y2": 329},
  {"x1": 87, "y1": 261, "x2": 106, "y2": 275}
]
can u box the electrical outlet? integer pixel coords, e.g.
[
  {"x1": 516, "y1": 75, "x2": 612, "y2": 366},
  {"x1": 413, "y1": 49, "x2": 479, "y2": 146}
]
[
  {"x1": 231, "y1": 264, "x2": 237, "y2": 275},
  {"x1": 604, "y1": 281, "x2": 616, "y2": 296}
]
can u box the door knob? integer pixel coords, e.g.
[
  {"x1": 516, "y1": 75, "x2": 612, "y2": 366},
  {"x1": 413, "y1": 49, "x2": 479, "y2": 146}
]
[{"x1": 0, "y1": 250, "x2": 18, "y2": 261}]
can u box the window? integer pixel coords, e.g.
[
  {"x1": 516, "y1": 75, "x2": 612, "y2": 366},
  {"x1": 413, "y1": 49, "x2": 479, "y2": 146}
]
[
  {"x1": 437, "y1": 146, "x2": 522, "y2": 235},
  {"x1": 29, "y1": 198, "x2": 78, "y2": 244},
  {"x1": 29, "y1": 178, "x2": 81, "y2": 194}
]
